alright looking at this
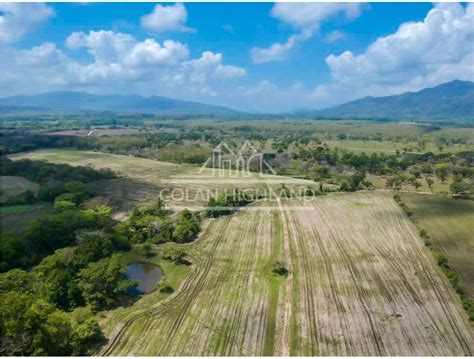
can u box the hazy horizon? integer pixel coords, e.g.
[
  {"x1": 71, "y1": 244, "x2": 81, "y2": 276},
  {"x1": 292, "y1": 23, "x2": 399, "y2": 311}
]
[{"x1": 1, "y1": 2, "x2": 473, "y2": 112}]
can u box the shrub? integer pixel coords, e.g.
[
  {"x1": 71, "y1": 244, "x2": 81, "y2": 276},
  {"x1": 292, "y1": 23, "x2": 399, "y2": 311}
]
[
  {"x1": 158, "y1": 280, "x2": 173, "y2": 293},
  {"x1": 461, "y1": 299, "x2": 474, "y2": 321},
  {"x1": 434, "y1": 252, "x2": 449, "y2": 269},
  {"x1": 160, "y1": 245, "x2": 187, "y2": 264},
  {"x1": 271, "y1": 261, "x2": 288, "y2": 276}
]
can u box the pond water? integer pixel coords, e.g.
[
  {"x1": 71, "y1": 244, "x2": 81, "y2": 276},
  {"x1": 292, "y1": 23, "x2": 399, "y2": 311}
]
[{"x1": 125, "y1": 263, "x2": 162, "y2": 294}]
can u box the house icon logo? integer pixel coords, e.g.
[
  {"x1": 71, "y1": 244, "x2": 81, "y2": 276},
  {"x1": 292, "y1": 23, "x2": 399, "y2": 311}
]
[{"x1": 199, "y1": 140, "x2": 276, "y2": 177}]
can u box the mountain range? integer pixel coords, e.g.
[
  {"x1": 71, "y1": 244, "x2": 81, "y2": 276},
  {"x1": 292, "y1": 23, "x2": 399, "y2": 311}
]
[
  {"x1": 0, "y1": 91, "x2": 240, "y2": 116},
  {"x1": 1, "y1": 80, "x2": 473, "y2": 121},
  {"x1": 311, "y1": 80, "x2": 474, "y2": 121}
]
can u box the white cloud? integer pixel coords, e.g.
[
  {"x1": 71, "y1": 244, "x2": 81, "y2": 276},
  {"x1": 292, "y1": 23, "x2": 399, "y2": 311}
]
[
  {"x1": 140, "y1": 3, "x2": 195, "y2": 33},
  {"x1": 125, "y1": 39, "x2": 189, "y2": 67},
  {"x1": 270, "y1": 3, "x2": 364, "y2": 30},
  {"x1": 3, "y1": 28, "x2": 245, "y2": 105},
  {"x1": 325, "y1": 30, "x2": 345, "y2": 43},
  {"x1": 0, "y1": 3, "x2": 54, "y2": 44},
  {"x1": 324, "y1": 3, "x2": 474, "y2": 101},
  {"x1": 183, "y1": 51, "x2": 246, "y2": 82},
  {"x1": 251, "y1": 3, "x2": 365, "y2": 64},
  {"x1": 66, "y1": 30, "x2": 135, "y2": 63},
  {"x1": 66, "y1": 30, "x2": 189, "y2": 67},
  {"x1": 251, "y1": 28, "x2": 313, "y2": 64}
]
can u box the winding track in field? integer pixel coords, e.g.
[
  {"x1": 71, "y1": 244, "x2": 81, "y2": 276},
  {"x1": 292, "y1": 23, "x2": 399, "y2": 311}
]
[{"x1": 99, "y1": 192, "x2": 473, "y2": 356}]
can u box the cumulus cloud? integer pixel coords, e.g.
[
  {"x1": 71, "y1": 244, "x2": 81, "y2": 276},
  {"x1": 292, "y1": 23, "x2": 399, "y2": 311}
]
[
  {"x1": 324, "y1": 3, "x2": 474, "y2": 100},
  {"x1": 125, "y1": 39, "x2": 189, "y2": 67},
  {"x1": 66, "y1": 30, "x2": 136, "y2": 63},
  {"x1": 251, "y1": 3, "x2": 365, "y2": 64},
  {"x1": 325, "y1": 30, "x2": 345, "y2": 43},
  {"x1": 251, "y1": 28, "x2": 313, "y2": 64},
  {"x1": 66, "y1": 30, "x2": 189, "y2": 67},
  {"x1": 270, "y1": 3, "x2": 364, "y2": 30},
  {"x1": 3, "y1": 27, "x2": 245, "y2": 103},
  {"x1": 140, "y1": 3, "x2": 195, "y2": 33},
  {"x1": 183, "y1": 51, "x2": 246, "y2": 81},
  {"x1": 0, "y1": 3, "x2": 54, "y2": 44}
]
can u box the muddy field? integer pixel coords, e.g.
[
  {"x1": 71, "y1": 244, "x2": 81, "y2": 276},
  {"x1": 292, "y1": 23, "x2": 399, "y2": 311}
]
[{"x1": 99, "y1": 193, "x2": 473, "y2": 356}]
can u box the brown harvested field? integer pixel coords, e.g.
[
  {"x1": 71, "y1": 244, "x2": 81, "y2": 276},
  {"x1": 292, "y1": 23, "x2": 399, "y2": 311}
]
[
  {"x1": 401, "y1": 193, "x2": 474, "y2": 298},
  {"x1": 44, "y1": 129, "x2": 144, "y2": 137},
  {"x1": 10, "y1": 149, "x2": 316, "y2": 213},
  {"x1": 99, "y1": 192, "x2": 473, "y2": 356}
]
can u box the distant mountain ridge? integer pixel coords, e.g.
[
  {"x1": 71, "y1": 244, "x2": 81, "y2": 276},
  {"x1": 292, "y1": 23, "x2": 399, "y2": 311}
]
[
  {"x1": 2, "y1": 80, "x2": 473, "y2": 121},
  {"x1": 313, "y1": 80, "x2": 474, "y2": 121},
  {"x1": 0, "y1": 91, "x2": 240, "y2": 116}
]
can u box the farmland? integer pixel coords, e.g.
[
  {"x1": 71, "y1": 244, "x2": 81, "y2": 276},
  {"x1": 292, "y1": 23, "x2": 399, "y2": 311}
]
[
  {"x1": 99, "y1": 193, "x2": 473, "y2": 356},
  {"x1": 10, "y1": 149, "x2": 316, "y2": 213},
  {"x1": 401, "y1": 193, "x2": 474, "y2": 298},
  {"x1": 4, "y1": 146, "x2": 473, "y2": 356},
  {"x1": 2, "y1": 4, "x2": 474, "y2": 355},
  {"x1": 44, "y1": 129, "x2": 145, "y2": 137}
]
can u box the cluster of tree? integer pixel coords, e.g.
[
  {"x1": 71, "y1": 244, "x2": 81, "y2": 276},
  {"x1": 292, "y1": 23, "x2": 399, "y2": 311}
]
[
  {"x1": 1, "y1": 205, "x2": 114, "y2": 272},
  {"x1": 0, "y1": 134, "x2": 76, "y2": 156},
  {"x1": 289, "y1": 144, "x2": 473, "y2": 194},
  {"x1": 340, "y1": 172, "x2": 373, "y2": 192},
  {"x1": 0, "y1": 158, "x2": 114, "y2": 205},
  {"x1": 206, "y1": 189, "x2": 259, "y2": 217},
  {"x1": 451, "y1": 178, "x2": 473, "y2": 196},
  {"x1": 1, "y1": 290, "x2": 104, "y2": 356},
  {"x1": 0, "y1": 230, "x2": 134, "y2": 355},
  {"x1": 117, "y1": 200, "x2": 201, "y2": 245},
  {"x1": 160, "y1": 245, "x2": 188, "y2": 264}
]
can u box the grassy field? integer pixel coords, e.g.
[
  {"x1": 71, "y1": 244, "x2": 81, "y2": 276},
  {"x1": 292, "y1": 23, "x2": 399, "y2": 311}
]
[
  {"x1": 10, "y1": 149, "x2": 315, "y2": 214},
  {"x1": 99, "y1": 193, "x2": 473, "y2": 356},
  {"x1": 0, "y1": 202, "x2": 54, "y2": 235},
  {"x1": 0, "y1": 175, "x2": 39, "y2": 202},
  {"x1": 324, "y1": 139, "x2": 471, "y2": 155},
  {"x1": 401, "y1": 193, "x2": 474, "y2": 298},
  {"x1": 366, "y1": 174, "x2": 451, "y2": 193}
]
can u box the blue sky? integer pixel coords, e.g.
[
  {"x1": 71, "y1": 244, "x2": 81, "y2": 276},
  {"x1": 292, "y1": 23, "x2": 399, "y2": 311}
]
[{"x1": 1, "y1": 2, "x2": 473, "y2": 112}]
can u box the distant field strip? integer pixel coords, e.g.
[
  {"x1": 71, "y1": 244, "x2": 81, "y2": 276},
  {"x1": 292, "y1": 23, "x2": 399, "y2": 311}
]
[
  {"x1": 402, "y1": 193, "x2": 474, "y2": 298},
  {"x1": 10, "y1": 149, "x2": 315, "y2": 211},
  {"x1": 99, "y1": 192, "x2": 473, "y2": 356}
]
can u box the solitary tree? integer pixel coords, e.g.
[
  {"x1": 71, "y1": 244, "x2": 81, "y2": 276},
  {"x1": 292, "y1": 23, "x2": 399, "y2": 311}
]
[
  {"x1": 413, "y1": 181, "x2": 422, "y2": 191},
  {"x1": 426, "y1": 177, "x2": 434, "y2": 189}
]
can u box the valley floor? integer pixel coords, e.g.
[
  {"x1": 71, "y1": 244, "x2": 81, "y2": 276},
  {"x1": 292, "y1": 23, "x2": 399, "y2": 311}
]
[{"x1": 99, "y1": 192, "x2": 473, "y2": 356}]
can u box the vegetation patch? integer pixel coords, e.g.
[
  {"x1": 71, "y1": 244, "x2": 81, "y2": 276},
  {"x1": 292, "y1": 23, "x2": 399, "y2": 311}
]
[{"x1": 395, "y1": 193, "x2": 473, "y2": 321}]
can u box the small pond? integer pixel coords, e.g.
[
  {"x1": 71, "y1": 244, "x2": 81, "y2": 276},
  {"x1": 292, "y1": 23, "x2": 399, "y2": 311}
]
[{"x1": 125, "y1": 263, "x2": 162, "y2": 294}]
